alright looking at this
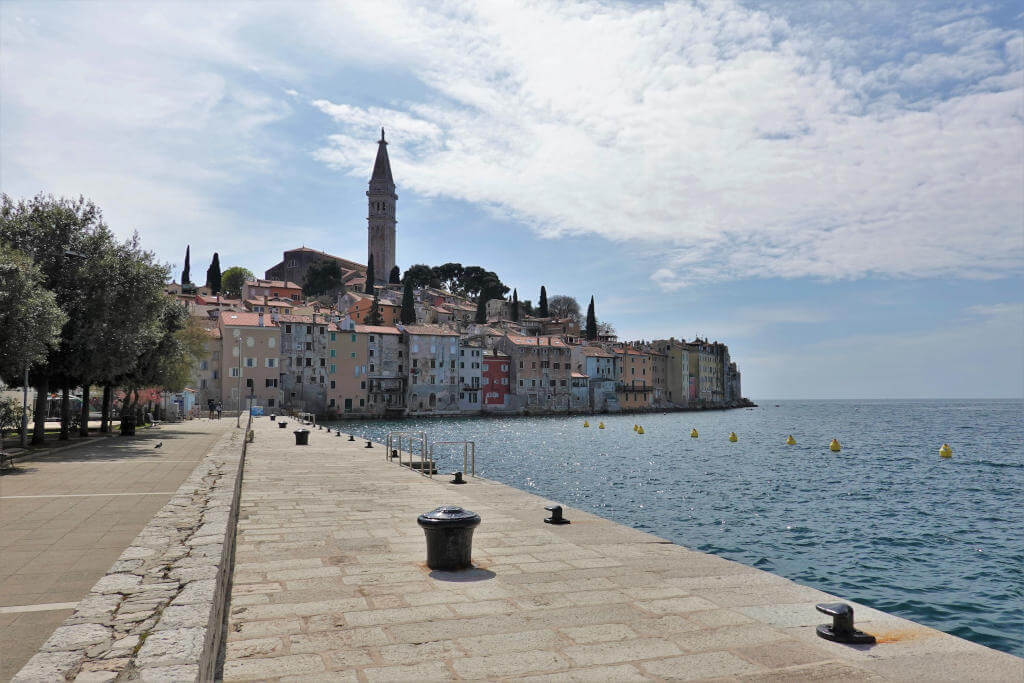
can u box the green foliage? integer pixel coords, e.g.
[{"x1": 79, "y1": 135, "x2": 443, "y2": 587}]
[
  {"x1": 586, "y1": 296, "x2": 597, "y2": 341},
  {"x1": 403, "y1": 264, "x2": 434, "y2": 289},
  {"x1": 0, "y1": 396, "x2": 29, "y2": 440},
  {"x1": 538, "y1": 286, "x2": 548, "y2": 317},
  {"x1": 511, "y1": 289, "x2": 520, "y2": 322},
  {"x1": 389, "y1": 265, "x2": 401, "y2": 284},
  {"x1": 400, "y1": 279, "x2": 416, "y2": 324},
  {"x1": 303, "y1": 259, "x2": 343, "y2": 297},
  {"x1": 433, "y1": 262, "x2": 463, "y2": 291},
  {"x1": 548, "y1": 294, "x2": 581, "y2": 323},
  {"x1": 474, "y1": 296, "x2": 488, "y2": 324},
  {"x1": 365, "y1": 254, "x2": 375, "y2": 293},
  {"x1": 0, "y1": 245, "x2": 67, "y2": 383},
  {"x1": 206, "y1": 252, "x2": 221, "y2": 293},
  {"x1": 182, "y1": 245, "x2": 191, "y2": 287},
  {"x1": 221, "y1": 266, "x2": 253, "y2": 298},
  {"x1": 365, "y1": 296, "x2": 384, "y2": 326}
]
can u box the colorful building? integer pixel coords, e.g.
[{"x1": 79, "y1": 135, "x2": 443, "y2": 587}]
[
  {"x1": 481, "y1": 350, "x2": 512, "y2": 411},
  {"x1": 217, "y1": 311, "x2": 282, "y2": 412},
  {"x1": 403, "y1": 325, "x2": 461, "y2": 415},
  {"x1": 498, "y1": 334, "x2": 572, "y2": 413}
]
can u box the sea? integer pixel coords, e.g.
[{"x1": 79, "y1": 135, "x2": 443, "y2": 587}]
[{"x1": 327, "y1": 399, "x2": 1024, "y2": 657}]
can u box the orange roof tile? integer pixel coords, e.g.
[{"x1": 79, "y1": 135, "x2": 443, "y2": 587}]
[
  {"x1": 220, "y1": 312, "x2": 279, "y2": 327},
  {"x1": 400, "y1": 324, "x2": 459, "y2": 337},
  {"x1": 353, "y1": 324, "x2": 401, "y2": 335}
]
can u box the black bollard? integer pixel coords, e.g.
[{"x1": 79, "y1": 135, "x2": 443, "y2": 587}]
[
  {"x1": 451, "y1": 471, "x2": 465, "y2": 484},
  {"x1": 815, "y1": 603, "x2": 875, "y2": 644},
  {"x1": 348, "y1": 434, "x2": 355, "y2": 442},
  {"x1": 544, "y1": 505, "x2": 570, "y2": 525},
  {"x1": 417, "y1": 506, "x2": 481, "y2": 570},
  {"x1": 365, "y1": 441, "x2": 373, "y2": 448}
]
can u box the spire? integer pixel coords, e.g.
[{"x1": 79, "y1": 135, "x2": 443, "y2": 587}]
[{"x1": 371, "y1": 128, "x2": 393, "y2": 185}]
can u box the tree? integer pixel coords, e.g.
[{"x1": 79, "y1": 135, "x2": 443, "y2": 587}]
[
  {"x1": 538, "y1": 286, "x2": 548, "y2": 317},
  {"x1": 432, "y1": 262, "x2": 463, "y2": 291},
  {"x1": 511, "y1": 289, "x2": 520, "y2": 322},
  {"x1": 181, "y1": 245, "x2": 191, "y2": 287},
  {"x1": 0, "y1": 396, "x2": 28, "y2": 443},
  {"x1": 303, "y1": 259, "x2": 343, "y2": 297},
  {"x1": 365, "y1": 254, "x2": 375, "y2": 293},
  {"x1": 585, "y1": 295, "x2": 597, "y2": 341},
  {"x1": 221, "y1": 266, "x2": 253, "y2": 299},
  {"x1": 400, "y1": 279, "x2": 416, "y2": 324},
  {"x1": 403, "y1": 264, "x2": 434, "y2": 289},
  {"x1": 205, "y1": 252, "x2": 221, "y2": 293},
  {"x1": 0, "y1": 246, "x2": 67, "y2": 385},
  {"x1": 474, "y1": 296, "x2": 488, "y2": 324},
  {"x1": 548, "y1": 294, "x2": 581, "y2": 323},
  {"x1": 389, "y1": 265, "x2": 401, "y2": 284},
  {"x1": 365, "y1": 295, "x2": 383, "y2": 325}
]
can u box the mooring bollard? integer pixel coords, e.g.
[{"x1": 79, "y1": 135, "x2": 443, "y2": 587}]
[
  {"x1": 293, "y1": 429, "x2": 310, "y2": 446},
  {"x1": 417, "y1": 505, "x2": 481, "y2": 570},
  {"x1": 544, "y1": 504, "x2": 570, "y2": 524},
  {"x1": 336, "y1": 431, "x2": 341, "y2": 437},
  {"x1": 815, "y1": 603, "x2": 875, "y2": 644},
  {"x1": 365, "y1": 441, "x2": 373, "y2": 448},
  {"x1": 278, "y1": 420, "x2": 287, "y2": 429},
  {"x1": 348, "y1": 434, "x2": 355, "y2": 442},
  {"x1": 451, "y1": 471, "x2": 465, "y2": 484}
]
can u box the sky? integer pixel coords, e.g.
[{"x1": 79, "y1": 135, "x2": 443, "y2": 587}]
[{"x1": 1, "y1": 0, "x2": 1021, "y2": 399}]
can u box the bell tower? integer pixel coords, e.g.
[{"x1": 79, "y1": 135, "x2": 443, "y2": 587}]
[{"x1": 367, "y1": 128, "x2": 396, "y2": 284}]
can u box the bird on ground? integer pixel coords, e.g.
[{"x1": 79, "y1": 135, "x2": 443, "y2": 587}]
[{"x1": 154, "y1": 442, "x2": 163, "y2": 449}]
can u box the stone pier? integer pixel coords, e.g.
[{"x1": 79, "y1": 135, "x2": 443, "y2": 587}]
[{"x1": 223, "y1": 419, "x2": 1023, "y2": 681}]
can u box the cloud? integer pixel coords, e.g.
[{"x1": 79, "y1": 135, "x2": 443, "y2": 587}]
[{"x1": 305, "y1": 1, "x2": 1022, "y2": 288}]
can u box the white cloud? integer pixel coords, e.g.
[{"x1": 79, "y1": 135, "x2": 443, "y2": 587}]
[{"x1": 304, "y1": 1, "x2": 1022, "y2": 288}]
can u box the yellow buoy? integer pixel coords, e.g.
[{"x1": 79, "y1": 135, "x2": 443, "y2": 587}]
[
  {"x1": 598, "y1": 422, "x2": 605, "y2": 429},
  {"x1": 633, "y1": 424, "x2": 638, "y2": 431},
  {"x1": 690, "y1": 428, "x2": 699, "y2": 438},
  {"x1": 637, "y1": 426, "x2": 645, "y2": 434},
  {"x1": 786, "y1": 435, "x2": 796, "y2": 445},
  {"x1": 939, "y1": 443, "x2": 953, "y2": 458},
  {"x1": 583, "y1": 420, "x2": 589, "y2": 427},
  {"x1": 830, "y1": 439, "x2": 841, "y2": 452},
  {"x1": 729, "y1": 432, "x2": 738, "y2": 442}
]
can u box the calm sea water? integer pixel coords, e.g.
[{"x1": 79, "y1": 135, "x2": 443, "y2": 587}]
[{"x1": 327, "y1": 399, "x2": 1024, "y2": 657}]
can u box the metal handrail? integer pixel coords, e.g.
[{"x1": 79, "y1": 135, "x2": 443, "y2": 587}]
[
  {"x1": 428, "y1": 441, "x2": 475, "y2": 477},
  {"x1": 385, "y1": 431, "x2": 430, "y2": 476}
]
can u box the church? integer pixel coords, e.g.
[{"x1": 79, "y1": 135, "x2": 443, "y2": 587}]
[{"x1": 264, "y1": 129, "x2": 397, "y2": 289}]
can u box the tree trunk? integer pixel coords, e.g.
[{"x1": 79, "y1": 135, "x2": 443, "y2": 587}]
[
  {"x1": 100, "y1": 385, "x2": 112, "y2": 433},
  {"x1": 32, "y1": 377, "x2": 48, "y2": 445},
  {"x1": 79, "y1": 385, "x2": 90, "y2": 437},
  {"x1": 59, "y1": 386, "x2": 71, "y2": 440}
]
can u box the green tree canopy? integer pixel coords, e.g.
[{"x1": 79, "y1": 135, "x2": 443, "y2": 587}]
[
  {"x1": 548, "y1": 294, "x2": 581, "y2": 323},
  {"x1": 303, "y1": 259, "x2": 343, "y2": 297},
  {"x1": 206, "y1": 252, "x2": 221, "y2": 293},
  {"x1": 389, "y1": 265, "x2": 401, "y2": 284},
  {"x1": 365, "y1": 254, "x2": 375, "y2": 293},
  {"x1": 221, "y1": 266, "x2": 253, "y2": 298},
  {"x1": 474, "y1": 296, "x2": 488, "y2": 324},
  {"x1": 400, "y1": 279, "x2": 416, "y2": 324},
  {"x1": 365, "y1": 295, "x2": 383, "y2": 326},
  {"x1": 403, "y1": 264, "x2": 435, "y2": 289},
  {"x1": 0, "y1": 245, "x2": 66, "y2": 384},
  {"x1": 511, "y1": 289, "x2": 520, "y2": 322},
  {"x1": 181, "y1": 245, "x2": 191, "y2": 287},
  {"x1": 585, "y1": 296, "x2": 597, "y2": 341},
  {"x1": 538, "y1": 286, "x2": 548, "y2": 317}
]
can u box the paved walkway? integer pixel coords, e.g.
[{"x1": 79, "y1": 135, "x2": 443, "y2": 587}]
[
  {"x1": 0, "y1": 419, "x2": 235, "y2": 680},
  {"x1": 224, "y1": 419, "x2": 1023, "y2": 681}
]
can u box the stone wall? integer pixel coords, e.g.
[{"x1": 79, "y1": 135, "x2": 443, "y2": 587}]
[{"x1": 14, "y1": 427, "x2": 247, "y2": 682}]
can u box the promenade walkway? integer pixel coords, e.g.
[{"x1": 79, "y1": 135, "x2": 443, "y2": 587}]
[
  {"x1": 0, "y1": 419, "x2": 234, "y2": 680},
  {"x1": 224, "y1": 418, "x2": 1023, "y2": 681}
]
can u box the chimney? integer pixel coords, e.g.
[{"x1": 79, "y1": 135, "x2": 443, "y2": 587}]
[{"x1": 258, "y1": 312, "x2": 264, "y2": 327}]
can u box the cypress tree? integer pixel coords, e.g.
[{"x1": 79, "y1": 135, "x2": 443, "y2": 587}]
[
  {"x1": 389, "y1": 265, "x2": 401, "y2": 284},
  {"x1": 365, "y1": 254, "x2": 375, "y2": 293},
  {"x1": 585, "y1": 295, "x2": 597, "y2": 340},
  {"x1": 538, "y1": 286, "x2": 548, "y2": 317},
  {"x1": 474, "y1": 296, "x2": 488, "y2": 324},
  {"x1": 366, "y1": 295, "x2": 383, "y2": 325},
  {"x1": 400, "y1": 279, "x2": 416, "y2": 324},
  {"x1": 511, "y1": 289, "x2": 520, "y2": 322},
  {"x1": 181, "y1": 245, "x2": 191, "y2": 287},
  {"x1": 206, "y1": 252, "x2": 221, "y2": 293}
]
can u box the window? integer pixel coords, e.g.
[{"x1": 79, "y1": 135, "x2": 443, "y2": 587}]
[
  {"x1": 319, "y1": 376, "x2": 324, "y2": 384},
  {"x1": 267, "y1": 398, "x2": 275, "y2": 407},
  {"x1": 450, "y1": 360, "x2": 456, "y2": 369},
  {"x1": 245, "y1": 378, "x2": 253, "y2": 388},
  {"x1": 553, "y1": 363, "x2": 560, "y2": 369},
  {"x1": 369, "y1": 335, "x2": 375, "y2": 342},
  {"x1": 430, "y1": 359, "x2": 436, "y2": 368},
  {"x1": 350, "y1": 352, "x2": 356, "y2": 358},
  {"x1": 360, "y1": 381, "x2": 366, "y2": 389},
  {"x1": 398, "y1": 350, "x2": 403, "y2": 357},
  {"x1": 285, "y1": 324, "x2": 292, "y2": 333},
  {"x1": 482, "y1": 377, "x2": 489, "y2": 385},
  {"x1": 330, "y1": 349, "x2": 336, "y2": 358},
  {"x1": 330, "y1": 332, "x2": 336, "y2": 341},
  {"x1": 264, "y1": 378, "x2": 277, "y2": 388},
  {"x1": 541, "y1": 361, "x2": 549, "y2": 369},
  {"x1": 351, "y1": 333, "x2": 356, "y2": 342},
  {"x1": 561, "y1": 380, "x2": 567, "y2": 386},
  {"x1": 295, "y1": 374, "x2": 302, "y2": 383},
  {"x1": 482, "y1": 363, "x2": 489, "y2": 372},
  {"x1": 359, "y1": 399, "x2": 364, "y2": 407},
  {"x1": 550, "y1": 380, "x2": 556, "y2": 387},
  {"x1": 200, "y1": 360, "x2": 208, "y2": 370},
  {"x1": 501, "y1": 364, "x2": 508, "y2": 372},
  {"x1": 329, "y1": 398, "x2": 336, "y2": 407},
  {"x1": 519, "y1": 379, "x2": 524, "y2": 387},
  {"x1": 305, "y1": 342, "x2": 312, "y2": 351},
  {"x1": 413, "y1": 359, "x2": 418, "y2": 367},
  {"x1": 329, "y1": 364, "x2": 336, "y2": 374},
  {"x1": 411, "y1": 343, "x2": 418, "y2": 352},
  {"x1": 212, "y1": 370, "x2": 219, "y2": 379},
  {"x1": 320, "y1": 358, "x2": 326, "y2": 367},
  {"x1": 265, "y1": 358, "x2": 276, "y2": 368},
  {"x1": 268, "y1": 337, "x2": 276, "y2": 349},
  {"x1": 460, "y1": 362, "x2": 464, "y2": 368},
  {"x1": 229, "y1": 367, "x2": 240, "y2": 378},
  {"x1": 502, "y1": 378, "x2": 508, "y2": 385},
  {"x1": 369, "y1": 363, "x2": 375, "y2": 372},
  {"x1": 369, "y1": 349, "x2": 374, "y2": 357},
  {"x1": 330, "y1": 380, "x2": 336, "y2": 388},
  {"x1": 306, "y1": 326, "x2": 312, "y2": 334},
  {"x1": 305, "y1": 358, "x2": 312, "y2": 367},
  {"x1": 319, "y1": 327, "x2": 325, "y2": 335}
]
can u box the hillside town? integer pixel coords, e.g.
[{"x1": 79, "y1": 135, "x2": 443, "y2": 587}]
[{"x1": 166, "y1": 131, "x2": 748, "y2": 419}]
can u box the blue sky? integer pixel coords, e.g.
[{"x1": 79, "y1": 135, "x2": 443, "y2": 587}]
[{"x1": 2, "y1": 0, "x2": 1021, "y2": 399}]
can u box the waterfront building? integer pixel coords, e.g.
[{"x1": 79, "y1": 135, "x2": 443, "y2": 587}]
[
  {"x1": 402, "y1": 325, "x2": 461, "y2": 415},
  {"x1": 242, "y1": 278, "x2": 303, "y2": 302},
  {"x1": 613, "y1": 345, "x2": 654, "y2": 410},
  {"x1": 278, "y1": 314, "x2": 332, "y2": 414},
  {"x1": 686, "y1": 339, "x2": 722, "y2": 406},
  {"x1": 569, "y1": 345, "x2": 619, "y2": 412},
  {"x1": 498, "y1": 334, "x2": 572, "y2": 413},
  {"x1": 363, "y1": 324, "x2": 406, "y2": 416},
  {"x1": 367, "y1": 129, "x2": 397, "y2": 284},
  {"x1": 217, "y1": 311, "x2": 282, "y2": 412},
  {"x1": 570, "y1": 372, "x2": 590, "y2": 411},
  {"x1": 327, "y1": 322, "x2": 369, "y2": 416},
  {"x1": 481, "y1": 350, "x2": 512, "y2": 411},
  {"x1": 651, "y1": 338, "x2": 690, "y2": 407},
  {"x1": 457, "y1": 341, "x2": 483, "y2": 412},
  {"x1": 649, "y1": 349, "x2": 668, "y2": 405}
]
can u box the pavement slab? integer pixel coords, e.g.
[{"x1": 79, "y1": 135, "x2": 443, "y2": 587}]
[{"x1": 222, "y1": 417, "x2": 1024, "y2": 681}]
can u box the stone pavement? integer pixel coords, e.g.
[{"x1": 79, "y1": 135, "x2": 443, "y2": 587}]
[
  {"x1": 0, "y1": 419, "x2": 233, "y2": 680},
  {"x1": 224, "y1": 418, "x2": 1024, "y2": 681}
]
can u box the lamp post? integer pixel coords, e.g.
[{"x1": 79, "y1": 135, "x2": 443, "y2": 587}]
[{"x1": 236, "y1": 335, "x2": 243, "y2": 428}]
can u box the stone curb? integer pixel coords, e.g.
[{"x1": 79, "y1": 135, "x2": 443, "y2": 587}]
[{"x1": 13, "y1": 425, "x2": 249, "y2": 682}]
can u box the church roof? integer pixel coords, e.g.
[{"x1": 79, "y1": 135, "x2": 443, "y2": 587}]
[{"x1": 370, "y1": 128, "x2": 394, "y2": 186}]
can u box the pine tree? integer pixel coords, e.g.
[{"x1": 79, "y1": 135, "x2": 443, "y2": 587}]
[
  {"x1": 585, "y1": 295, "x2": 597, "y2": 341},
  {"x1": 538, "y1": 286, "x2": 548, "y2": 317},
  {"x1": 365, "y1": 254, "x2": 375, "y2": 293},
  {"x1": 474, "y1": 296, "x2": 488, "y2": 324},
  {"x1": 181, "y1": 245, "x2": 191, "y2": 287},
  {"x1": 366, "y1": 295, "x2": 383, "y2": 325},
  {"x1": 511, "y1": 289, "x2": 520, "y2": 322},
  {"x1": 206, "y1": 252, "x2": 221, "y2": 293},
  {"x1": 389, "y1": 265, "x2": 401, "y2": 284},
  {"x1": 400, "y1": 279, "x2": 416, "y2": 324}
]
